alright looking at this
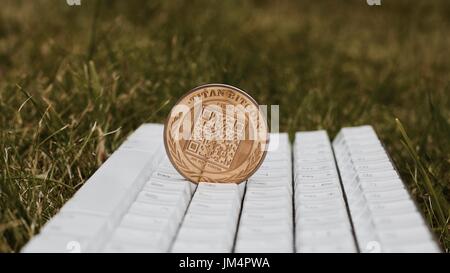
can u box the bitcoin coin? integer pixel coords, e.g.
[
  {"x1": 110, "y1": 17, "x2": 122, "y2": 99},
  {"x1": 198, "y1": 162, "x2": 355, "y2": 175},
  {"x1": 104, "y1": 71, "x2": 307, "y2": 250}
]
[{"x1": 164, "y1": 84, "x2": 269, "y2": 184}]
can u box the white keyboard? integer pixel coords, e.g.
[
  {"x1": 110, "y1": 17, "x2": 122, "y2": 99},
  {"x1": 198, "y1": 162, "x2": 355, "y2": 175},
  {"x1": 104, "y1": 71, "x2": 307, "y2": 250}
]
[{"x1": 21, "y1": 124, "x2": 440, "y2": 253}]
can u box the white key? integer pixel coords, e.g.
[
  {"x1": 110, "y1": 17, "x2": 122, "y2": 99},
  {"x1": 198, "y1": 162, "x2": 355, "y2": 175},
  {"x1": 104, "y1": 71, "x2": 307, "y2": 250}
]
[
  {"x1": 21, "y1": 233, "x2": 92, "y2": 253},
  {"x1": 297, "y1": 242, "x2": 356, "y2": 253},
  {"x1": 119, "y1": 214, "x2": 177, "y2": 234},
  {"x1": 171, "y1": 241, "x2": 229, "y2": 253},
  {"x1": 382, "y1": 242, "x2": 440, "y2": 253},
  {"x1": 110, "y1": 227, "x2": 171, "y2": 248},
  {"x1": 103, "y1": 242, "x2": 163, "y2": 253},
  {"x1": 39, "y1": 212, "x2": 107, "y2": 238},
  {"x1": 152, "y1": 170, "x2": 185, "y2": 180},
  {"x1": 377, "y1": 226, "x2": 433, "y2": 245}
]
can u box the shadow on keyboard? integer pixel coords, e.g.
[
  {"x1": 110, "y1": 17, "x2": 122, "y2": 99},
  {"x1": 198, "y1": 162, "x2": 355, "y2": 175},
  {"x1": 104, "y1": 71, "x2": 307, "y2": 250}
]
[{"x1": 21, "y1": 124, "x2": 440, "y2": 253}]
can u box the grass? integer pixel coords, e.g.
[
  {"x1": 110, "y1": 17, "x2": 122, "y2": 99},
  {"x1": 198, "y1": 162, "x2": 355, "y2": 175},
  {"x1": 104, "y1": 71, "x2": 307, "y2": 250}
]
[{"x1": 0, "y1": 0, "x2": 449, "y2": 252}]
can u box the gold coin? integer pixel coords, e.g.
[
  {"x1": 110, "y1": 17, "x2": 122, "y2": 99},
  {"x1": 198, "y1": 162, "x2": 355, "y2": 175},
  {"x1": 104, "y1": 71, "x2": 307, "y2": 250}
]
[{"x1": 164, "y1": 84, "x2": 269, "y2": 184}]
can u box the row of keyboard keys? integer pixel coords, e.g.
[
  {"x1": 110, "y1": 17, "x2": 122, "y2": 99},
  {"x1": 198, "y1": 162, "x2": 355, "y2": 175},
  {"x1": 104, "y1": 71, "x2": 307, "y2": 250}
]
[
  {"x1": 294, "y1": 130, "x2": 356, "y2": 253},
  {"x1": 171, "y1": 182, "x2": 245, "y2": 253},
  {"x1": 103, "y1": 158, "x2": 195, "y2": 252},
  {"x1": 235, "y1": 133, "x2": 293, "y2": 253},
  {"x1": 333, "y1": 125, "x2": 440, "y2": 253}
]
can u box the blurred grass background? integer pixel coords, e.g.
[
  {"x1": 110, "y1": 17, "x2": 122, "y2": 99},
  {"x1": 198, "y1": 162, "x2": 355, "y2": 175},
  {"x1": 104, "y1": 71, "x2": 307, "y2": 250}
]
[{"x1": 0, "y1": 0, "x2": 449, "y2": 252}]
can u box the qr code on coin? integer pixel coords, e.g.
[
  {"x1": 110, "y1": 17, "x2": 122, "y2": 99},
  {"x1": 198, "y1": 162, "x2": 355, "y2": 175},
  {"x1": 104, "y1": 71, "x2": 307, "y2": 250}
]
[{"x1": 186, "y1": 106, "x2": 244, "y2": 168}]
